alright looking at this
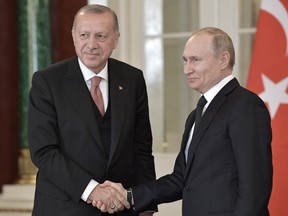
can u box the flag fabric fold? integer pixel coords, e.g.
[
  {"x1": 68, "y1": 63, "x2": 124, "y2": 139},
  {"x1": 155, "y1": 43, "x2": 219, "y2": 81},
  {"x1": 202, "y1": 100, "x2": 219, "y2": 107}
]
[{"x1": 247, "y1": 0, "x2": 288, "y2": 215}]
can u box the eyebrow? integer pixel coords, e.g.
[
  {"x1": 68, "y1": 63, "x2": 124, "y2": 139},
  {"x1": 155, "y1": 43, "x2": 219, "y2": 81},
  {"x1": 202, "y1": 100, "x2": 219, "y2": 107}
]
[{"x1": 183, "y1": 55, "x2": 201, "y2": 60}]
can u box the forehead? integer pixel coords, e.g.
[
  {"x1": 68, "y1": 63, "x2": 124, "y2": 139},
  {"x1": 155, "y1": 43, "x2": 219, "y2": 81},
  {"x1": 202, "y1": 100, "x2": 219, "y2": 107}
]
[
  {"x1": 183, "y1": 33, "x2": 213, "y2": 57},
  {"x1": 75, "y1": 12, "x2": 114, "y2": 31}
]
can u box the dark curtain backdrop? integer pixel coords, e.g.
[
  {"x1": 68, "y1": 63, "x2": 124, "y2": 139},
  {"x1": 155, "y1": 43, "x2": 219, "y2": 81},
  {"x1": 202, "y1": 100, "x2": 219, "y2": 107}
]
[
  {"x1": 50, "y1": 0, "x2": 87, "y2": 62},
  {"x1": 0, "y1": 0, "x2": 19, "y2": 192},
  {"x1": 0, "y1": 0, "x2": 86, "y2": 192}
]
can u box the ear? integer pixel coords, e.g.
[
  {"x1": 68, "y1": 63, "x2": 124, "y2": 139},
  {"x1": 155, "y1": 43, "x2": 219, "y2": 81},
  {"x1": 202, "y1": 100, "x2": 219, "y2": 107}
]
[
  {"x1": 219, "y1": 51, "x2": 230, "y2": 70},
  {"x1": 71, "y1": 30, "x2": 76, "y2": 45},
  {"x1": 113, "y1": 32, "x2": 120, "y2": 49}
]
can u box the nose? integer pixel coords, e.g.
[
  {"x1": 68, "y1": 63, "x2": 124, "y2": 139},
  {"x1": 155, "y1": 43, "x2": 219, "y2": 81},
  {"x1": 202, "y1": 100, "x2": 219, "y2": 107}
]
[
  {"x1": 87, "y1": 36, "x2": 99, "y2": 49},
  {"x1": 184, "y1": 61, "x2": 192, "y2": 75}
]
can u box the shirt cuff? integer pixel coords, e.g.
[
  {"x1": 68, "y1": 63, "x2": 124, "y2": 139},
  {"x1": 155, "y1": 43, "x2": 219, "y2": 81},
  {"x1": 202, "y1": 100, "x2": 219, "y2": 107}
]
[{"x1": 81, "y1": 179, "x2": 99, "y2": 201}]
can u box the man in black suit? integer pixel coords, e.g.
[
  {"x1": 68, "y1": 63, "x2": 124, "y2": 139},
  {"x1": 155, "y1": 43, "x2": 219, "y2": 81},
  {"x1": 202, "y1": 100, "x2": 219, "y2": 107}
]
[
  {"x1": 28, "y1": 4, "x2": 156, "y2": 216},
  {"x1": 98, "y1": 27, "x2": 273, "y2": 216}
]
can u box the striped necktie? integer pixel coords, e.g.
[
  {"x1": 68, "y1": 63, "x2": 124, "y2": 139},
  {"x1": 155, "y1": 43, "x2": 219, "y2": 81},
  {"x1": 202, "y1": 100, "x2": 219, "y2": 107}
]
[{"x1": 91, "y1": 76, "x2": 105, "y2": 116}]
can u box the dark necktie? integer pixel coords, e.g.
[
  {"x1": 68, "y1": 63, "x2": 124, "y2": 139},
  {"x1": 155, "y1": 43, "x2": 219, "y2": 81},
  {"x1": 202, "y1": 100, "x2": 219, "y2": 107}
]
[
  {"x1": 194, "y1": 95, "x2": 207, "y2": 129},
  {"x1": 91, "y1": 76, "x2": 105, "y2": 116},
  {"x1": 185, "y1": 95, "x2": 207, "y2": 161}
]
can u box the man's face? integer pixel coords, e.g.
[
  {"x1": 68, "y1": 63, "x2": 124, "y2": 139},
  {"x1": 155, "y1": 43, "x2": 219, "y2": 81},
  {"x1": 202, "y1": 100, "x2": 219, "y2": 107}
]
[
  {"x1": 182, "y1": 34, "x2": 224, "y2": 94},
  {"x1": 72, "y1": 12, "x2": 120, "y2": 73}
]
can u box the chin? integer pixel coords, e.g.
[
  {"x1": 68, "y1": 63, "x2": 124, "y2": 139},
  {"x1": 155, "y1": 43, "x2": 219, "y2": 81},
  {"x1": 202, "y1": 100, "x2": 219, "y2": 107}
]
[
  {"x1": 187, "y1": 82, "x2": 196, "y2": 89},
  {"x1": 83, "y1": 59, "x2": 99, "y2": 66}
]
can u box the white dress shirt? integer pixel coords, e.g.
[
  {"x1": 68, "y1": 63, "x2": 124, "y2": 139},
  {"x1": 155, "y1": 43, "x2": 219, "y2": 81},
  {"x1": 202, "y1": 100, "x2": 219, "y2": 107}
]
[
  {"x1": 78, "y1": 58, "x2": 109, "y2": 111},
  {"x1": 184, "y1": 75, "x2": 234, "y2": 161},
  {"x1": 78, "y1": 58, "x2": 109, "y2": 201}
]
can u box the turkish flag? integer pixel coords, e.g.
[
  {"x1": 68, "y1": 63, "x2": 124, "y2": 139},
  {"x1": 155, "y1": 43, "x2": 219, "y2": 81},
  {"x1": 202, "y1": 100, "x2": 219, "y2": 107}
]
[{"x1": 246, "y1": 0, "x2": 288, "y2": 215}]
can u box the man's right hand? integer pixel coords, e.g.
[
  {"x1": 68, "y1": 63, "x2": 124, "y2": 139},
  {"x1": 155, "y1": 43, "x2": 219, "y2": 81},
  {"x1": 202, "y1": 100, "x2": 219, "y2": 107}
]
[{"x1": 87, "y1": 183, "x2": 130, "y2": 214}]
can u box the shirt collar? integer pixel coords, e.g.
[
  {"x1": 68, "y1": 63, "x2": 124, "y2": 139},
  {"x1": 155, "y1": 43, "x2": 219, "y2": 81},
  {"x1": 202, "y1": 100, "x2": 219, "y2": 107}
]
[
  {"x1": 203, "y1": 74, "x2": 234, "y2": 106},
  {"x1": 78, "y1": 58, "x2": 108, "y2": 82}
]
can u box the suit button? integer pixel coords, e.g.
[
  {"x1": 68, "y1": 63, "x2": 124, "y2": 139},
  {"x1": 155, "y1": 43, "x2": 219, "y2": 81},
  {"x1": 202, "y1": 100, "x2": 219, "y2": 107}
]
[{"x1": 184, "y1": 185, "x2": 189, "y2": 191}]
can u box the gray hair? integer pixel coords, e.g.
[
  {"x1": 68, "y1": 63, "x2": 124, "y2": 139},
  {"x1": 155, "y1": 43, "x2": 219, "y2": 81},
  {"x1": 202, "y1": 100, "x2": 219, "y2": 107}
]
[
  {"x1": 192, "y1": 27, "x2": 235, "y2": 69},
  {"x1": 72, "y1": 4, "x2": 119, "y2": 32}
]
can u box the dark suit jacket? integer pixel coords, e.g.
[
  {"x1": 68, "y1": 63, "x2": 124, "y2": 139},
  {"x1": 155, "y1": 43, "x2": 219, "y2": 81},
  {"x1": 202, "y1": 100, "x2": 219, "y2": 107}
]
[
  {"x1": 132, "y1": 78, "x2": 273, "y2": 216},
  {"x1": 28, "y1": 57, "x2": 156, "y2": 216}
]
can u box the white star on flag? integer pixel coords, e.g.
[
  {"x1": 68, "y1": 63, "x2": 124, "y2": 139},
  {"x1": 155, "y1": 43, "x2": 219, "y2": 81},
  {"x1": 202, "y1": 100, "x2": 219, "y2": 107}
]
[
  {"x1": 246, "y1": 0, "x2": 288, "y2": 214},
  {"x1": 258, "y1": 74, "x2": 288, "y2": 119}
]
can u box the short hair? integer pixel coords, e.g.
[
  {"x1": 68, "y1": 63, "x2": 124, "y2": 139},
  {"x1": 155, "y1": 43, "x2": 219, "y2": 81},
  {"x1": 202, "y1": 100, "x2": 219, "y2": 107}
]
[
  {"x1": 72, "y1": 4, "x2": 119, "y2": 32},
  {"x1": 192, "y1": 27, "x2": 235, "y2": 69}
]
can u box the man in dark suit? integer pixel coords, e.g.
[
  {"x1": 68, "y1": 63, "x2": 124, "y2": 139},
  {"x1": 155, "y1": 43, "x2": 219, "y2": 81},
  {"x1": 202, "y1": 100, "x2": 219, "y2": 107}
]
[
  {"x1": 28, "y1": 4, "x2": 156, "y2": 216},
  {"x1": 98, "y1": 27, "x2": 273, "y2": 216}
]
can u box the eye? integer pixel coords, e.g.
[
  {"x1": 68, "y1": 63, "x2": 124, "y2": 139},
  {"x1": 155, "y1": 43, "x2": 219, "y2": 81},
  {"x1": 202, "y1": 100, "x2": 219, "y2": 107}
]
[
  {"x1": 192, "y1": 57, "x2": 201, "y2": 62},
  {"x1": 96, "y1": 34, "x2": 109, "y2": 42},
  {"x1": 80, "y1": 33, "x2": 88, "y2": 39}
]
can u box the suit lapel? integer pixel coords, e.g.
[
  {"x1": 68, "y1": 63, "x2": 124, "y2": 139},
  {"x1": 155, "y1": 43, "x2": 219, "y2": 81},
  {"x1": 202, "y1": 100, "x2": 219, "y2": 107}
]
[
  {"x1": 185, "y1": 94, "x2": 226, "y2": 176},
  {"x1": 185, "y1": 78, "x2": 240, "y2": 178},
  {"x1": 107, "y1": 59, "x2": 128, "y2": 165},
  {"x1": 177, "y1": 112, "x2": 196, "y2": 174},
  {"x1": 62, "y1": 57, "x2": 106, "y2": 154},
  {"x1": 181, "y1": 112, "x2": 196, "y2": 152},
  {"x1": 179, "y1": 112, "x2": 196, "y2": 163}
]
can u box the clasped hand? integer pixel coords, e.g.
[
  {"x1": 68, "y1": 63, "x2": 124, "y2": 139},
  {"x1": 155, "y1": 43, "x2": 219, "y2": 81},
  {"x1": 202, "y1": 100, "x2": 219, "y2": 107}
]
[{"x1": 87, "y1": 181, "x2": 128, "y2": 214}]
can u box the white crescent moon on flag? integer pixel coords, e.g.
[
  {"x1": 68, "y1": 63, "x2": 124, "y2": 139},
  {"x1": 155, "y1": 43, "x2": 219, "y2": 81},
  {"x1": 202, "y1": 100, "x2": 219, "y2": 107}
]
[{"x1": 261, "y1": 0, "x2": 288, "y2": 56}]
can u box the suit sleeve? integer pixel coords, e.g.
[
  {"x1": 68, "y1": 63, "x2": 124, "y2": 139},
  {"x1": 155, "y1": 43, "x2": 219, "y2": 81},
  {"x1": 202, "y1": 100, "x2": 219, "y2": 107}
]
[
  {"x1": 230, "y1": 92, "x2": 273, "y2": 215},
  {"x1": 132, "y1": 88, "x2": 192, "y2": 213},
  {"x1": 28, "y1": 72, "x2": 91, "y2": 202},
  {"x1": 133, "y1": 72, "x2": 155, "y2": 184},
  {"x1": 132, "y1": 152, "x2": 183, "y2": 213},
  {"x1": 132, "y1": 71, "x2": 158, "y2": 211}
]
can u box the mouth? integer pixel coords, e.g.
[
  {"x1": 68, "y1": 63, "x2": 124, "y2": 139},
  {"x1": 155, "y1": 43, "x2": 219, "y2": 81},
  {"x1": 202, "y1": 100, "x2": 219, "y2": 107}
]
[
  {"x1": 84, "y1": 53, "x2": 100, "y2": 59},
  {"x1": 85, "y1": 52, "x2": 98, "y2": 56},
  {"x1": 187, "y1": 77, "x2": 197, "y2": 82}
]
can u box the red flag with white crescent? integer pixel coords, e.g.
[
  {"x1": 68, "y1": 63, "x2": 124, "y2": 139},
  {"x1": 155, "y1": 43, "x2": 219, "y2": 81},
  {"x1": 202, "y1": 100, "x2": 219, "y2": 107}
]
[{"x1": 246, "y1": 0, "x2": 288, "y2": 215}]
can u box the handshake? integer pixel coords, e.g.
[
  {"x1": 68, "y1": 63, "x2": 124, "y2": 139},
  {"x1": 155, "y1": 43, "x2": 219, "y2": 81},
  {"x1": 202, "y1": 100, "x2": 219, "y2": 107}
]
[{"x1": 87, "y1": 180, "x2": 131, "y2": 214}]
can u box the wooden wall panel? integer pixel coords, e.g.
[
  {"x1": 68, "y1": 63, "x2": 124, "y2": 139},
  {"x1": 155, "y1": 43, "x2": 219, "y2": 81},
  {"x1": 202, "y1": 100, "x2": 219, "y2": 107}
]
[
  {"x1": 0, "y1": 0, "x2": 19, "y2": 191},
  {"x1": 0, "y1": 0, "x2": 87, "y2": 191},
  {"x1": 50, "y1": 0, "x2": 87, "y2": 62}
]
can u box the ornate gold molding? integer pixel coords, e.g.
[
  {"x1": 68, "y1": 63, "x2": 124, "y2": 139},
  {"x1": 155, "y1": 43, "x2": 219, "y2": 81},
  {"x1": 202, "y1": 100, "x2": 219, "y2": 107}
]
[
  {"x1": 17, "y1": 149, "x2": 37, "y2": 184},
  {"x1": 0, "y1": 208, "x2": 32, "y2": 213}
]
